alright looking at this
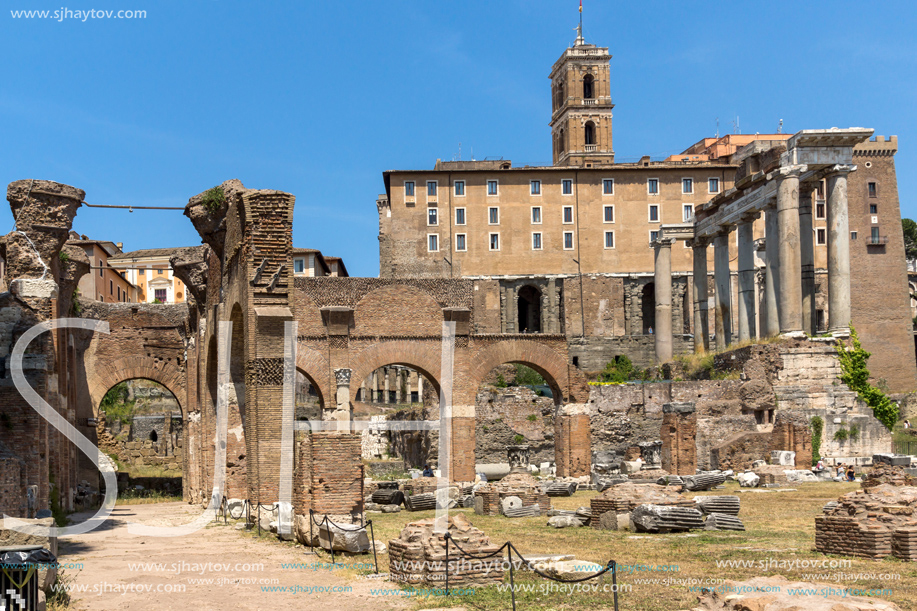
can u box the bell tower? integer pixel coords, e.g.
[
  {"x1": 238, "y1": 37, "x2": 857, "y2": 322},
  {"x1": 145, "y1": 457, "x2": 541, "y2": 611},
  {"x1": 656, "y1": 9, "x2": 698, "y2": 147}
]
[{"x1": 549, "y1": 21, "x2": 614, "y2": 167}]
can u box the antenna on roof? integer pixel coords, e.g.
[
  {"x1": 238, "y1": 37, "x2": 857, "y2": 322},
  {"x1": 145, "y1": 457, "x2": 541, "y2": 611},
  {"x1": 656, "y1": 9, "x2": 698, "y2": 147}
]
[
  {"x1": 777, "y1": 119, "x2": 783, "y2": 134},
  {"x1": 715, "y1": 117, "x2": 719, "y2": 139},
  {"x1": 732, "y1": 116, "x2": 740, "y2": 135}
]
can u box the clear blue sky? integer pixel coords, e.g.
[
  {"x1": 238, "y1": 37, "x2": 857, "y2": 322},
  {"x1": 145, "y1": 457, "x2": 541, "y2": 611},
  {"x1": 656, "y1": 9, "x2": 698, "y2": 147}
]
[{"x1": 2, "y1": 1, "x2": 915, "y2": 277}]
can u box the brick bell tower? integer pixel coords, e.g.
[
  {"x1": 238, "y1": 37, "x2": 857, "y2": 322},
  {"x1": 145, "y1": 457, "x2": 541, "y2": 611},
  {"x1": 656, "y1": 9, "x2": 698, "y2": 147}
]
[{"x1": 549, "y1": 17, "x2": 614, "y2": 167}]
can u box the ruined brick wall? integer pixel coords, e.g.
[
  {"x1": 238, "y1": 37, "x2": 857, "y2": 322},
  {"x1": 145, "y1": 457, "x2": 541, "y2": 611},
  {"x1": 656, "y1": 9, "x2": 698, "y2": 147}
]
[
  {"x1": 0, "y1": 455, "x2": 24, "y2": 517},
  {"x1": 769, "y1": 411, "x2": 812, "y2": 468},
  {"x1": 555, "y1": 413, "x2": 590, "y2": 477},
  {"x1": 660, "y1": 403, "x2": 697, "y2": 475},
  {"x1": 709, "y1": 430, "x2": 771, "y2": 471},
  {"x1": 815, "y1": 516, "x2": 893, "y2": 558},
  {"x1": 475, "y1": 386, "x2": 555, "y2": 465},
  {"x1": 309, "y1": 433, "x2": 363, "y2": 515}
]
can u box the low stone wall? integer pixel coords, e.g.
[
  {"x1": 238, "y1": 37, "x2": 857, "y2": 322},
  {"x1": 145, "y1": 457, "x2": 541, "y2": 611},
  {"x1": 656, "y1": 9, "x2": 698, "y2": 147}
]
[{"x1": 569, "y1": 334, "x2": 694, "y2": 371}]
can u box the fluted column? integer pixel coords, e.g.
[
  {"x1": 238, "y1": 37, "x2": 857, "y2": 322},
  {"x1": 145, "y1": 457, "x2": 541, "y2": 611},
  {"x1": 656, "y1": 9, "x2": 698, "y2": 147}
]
[
  {"x1": 692, "y1": 240, "x2": 710, "y2": 353},
  {"x1": 737, "y1": 218, "x2": 758, "y2": 341},
  {"x1": 827, "y1": 165, "x2": 854, "y2": 334},
  {"x1": 764, "y1": 205, "x2": 780, "y2": 337},
  {"x1": 713, "y1": 232, "x2": 732, "y2": 351},
  {"x1": 777, "y1": 166, "x2": 805, "y2": 334},
  {"x1": 654, "y1": 237, "x2": 674, "y2": 363}
]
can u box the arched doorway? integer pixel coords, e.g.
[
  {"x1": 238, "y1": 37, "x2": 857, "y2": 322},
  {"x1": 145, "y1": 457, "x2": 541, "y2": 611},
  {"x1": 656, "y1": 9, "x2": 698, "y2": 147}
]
[
  {"x1": 584, "y1": 121, "x2": 596, "y2": 146},
  {"x1": 517, "y1": 285, "x2": 542, "y2": 333},
  {"x1": 642, "y1": 282, "x2": 656, "y2": 334}
]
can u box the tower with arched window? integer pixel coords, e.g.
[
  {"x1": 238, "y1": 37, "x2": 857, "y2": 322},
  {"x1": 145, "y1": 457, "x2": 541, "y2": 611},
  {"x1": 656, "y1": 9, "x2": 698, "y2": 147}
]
[{"x1": 549, "y1": 26, "x2": 614, "y2": 167}]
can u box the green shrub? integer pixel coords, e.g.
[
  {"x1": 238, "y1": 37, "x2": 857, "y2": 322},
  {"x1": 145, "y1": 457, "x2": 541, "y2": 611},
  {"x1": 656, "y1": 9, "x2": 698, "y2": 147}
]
[
  {"x1": 834, "y1": 428, "x2": 849, "y2": 442},
  {"x1": 836, "y1": 327, "x2": 899, "y2": 430},
  {"x1": 598, "y1": 355, "x2": 638, "y2": 384},
  {"x1": 848, "y1": 425, "x2": 860, "y2": 441},
  {"x1": 58, "y1": 251, "x2": 70, "y2": 262},
  {"x1": 514, "y1": 364, "x2": 545, "y2": 386},
  {"x1": 201, "y1": 186, "x2": 225, "y2": 213},
  {"x1": 513, "y1": 434, "x2": 525, "y2": 444},
  {"x1": 810, "y1": 416, "x2": 824, "y2": 464},
  {"x1": 495, "y1": 373, "x2": 507, "y2": 388}
]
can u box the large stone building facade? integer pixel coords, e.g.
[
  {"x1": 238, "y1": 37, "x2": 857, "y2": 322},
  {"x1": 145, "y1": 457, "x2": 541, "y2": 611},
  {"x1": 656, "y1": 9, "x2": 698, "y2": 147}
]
[{"x1": 376, "y1": 31, "x2": 916, "y2": 391}]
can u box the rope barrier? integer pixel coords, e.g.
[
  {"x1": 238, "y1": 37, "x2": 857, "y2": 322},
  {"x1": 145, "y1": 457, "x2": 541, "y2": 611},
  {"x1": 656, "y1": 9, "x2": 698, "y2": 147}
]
[{"x1": 443, "y1": 532, "x2": 618, "y2": 611}]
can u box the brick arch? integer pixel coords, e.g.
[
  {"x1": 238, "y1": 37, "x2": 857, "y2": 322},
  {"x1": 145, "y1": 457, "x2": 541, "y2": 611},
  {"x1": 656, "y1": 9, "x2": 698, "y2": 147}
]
[
  {"x1": 88, "y1": 357, "x2": 186, "y2": 417},
  {"x1": 296, "y1": 345, "x2": 332, "y2": 408},
  {"x1": 460, "y1": 340, "x2": 589, "y2": 405},
  {"x1": 348, "y1": 340, "x2": 443, "y2": 400}
]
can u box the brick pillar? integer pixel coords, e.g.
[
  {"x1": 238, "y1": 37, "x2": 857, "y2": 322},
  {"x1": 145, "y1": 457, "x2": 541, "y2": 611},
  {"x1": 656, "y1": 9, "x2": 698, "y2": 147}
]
[
  {"x1": 555, "y1": 404, "x2": 591, "y2": 477},
  {"x1": 660, "y1": 402, "x2": 697, "y2": 475},
  {"x1": 450, "y1": 407, "x2": 476, "y2": 482},
  {"x1": 770, "y1": 412, "x2": 812, "y2": 468},
  {"x1": 310, "y1": 432, "x2": 363, "y2": 515}
]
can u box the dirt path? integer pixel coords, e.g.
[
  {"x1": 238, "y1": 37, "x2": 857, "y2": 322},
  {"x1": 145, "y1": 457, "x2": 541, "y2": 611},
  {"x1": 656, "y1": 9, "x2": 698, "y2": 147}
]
[{"x1": 58, "y1": 502, "x2": 409, "y2": 611}]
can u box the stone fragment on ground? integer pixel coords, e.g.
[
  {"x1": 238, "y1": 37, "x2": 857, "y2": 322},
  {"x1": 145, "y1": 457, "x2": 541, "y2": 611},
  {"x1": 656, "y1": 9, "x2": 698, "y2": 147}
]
[{"x1": 681, "y1": 575, "x2": 901, "y2": 610}]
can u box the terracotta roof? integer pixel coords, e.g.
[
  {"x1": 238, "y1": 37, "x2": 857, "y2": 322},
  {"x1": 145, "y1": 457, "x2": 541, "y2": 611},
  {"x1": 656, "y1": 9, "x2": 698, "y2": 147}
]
[{"x1": 108, "y1": 247, "x2": 192, "y2": 262}]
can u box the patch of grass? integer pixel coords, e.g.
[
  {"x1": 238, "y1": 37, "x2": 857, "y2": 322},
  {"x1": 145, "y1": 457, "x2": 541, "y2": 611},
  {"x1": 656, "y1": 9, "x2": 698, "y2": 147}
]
[
  {"x1": 512, "y1": 434, "x2": 525, "y2": 444},
  {"x1": 115, "y1": 488, "x2": 182, "y2": 505},
  {"x1": 46, "y1": 569, "x2": 79, "y2": 610},
  {"x1": 527, "y1": 414, "x2": 538, "y2": 422},
  {"x1": 355, "y1": 482, "x2": 917, "y2": 611}
]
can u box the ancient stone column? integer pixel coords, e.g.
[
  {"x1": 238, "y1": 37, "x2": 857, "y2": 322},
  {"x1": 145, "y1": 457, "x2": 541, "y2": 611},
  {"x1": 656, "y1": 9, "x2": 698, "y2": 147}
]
[
  {"x1": 395, "y1": 368, "x2": 404, "y2": 404},
  {"x1": 371, "y1": 370, "x2": 378, "y2": 403},
  {"x1": 331, "y1": 368, "x2": 353, "y2": 428},
  {"x1": 827, "y1": 165, "x2": 853, "y2": 334},
  {"x1": 737, "y1": 219, "x2": 757, "y2": 341},
  {"x1": 764, "y1": 205, "x2": 781, "y2": 337},
  {"x1": 653, "y1": 237, "x2": 674, "y2": 363},
  {"x1": 417, "y1": 374, "x2": 424, "y2": 403},
  {"x1": 660, "y1": 402, "x2": 697, "y2": 476},
  {"x1": 713, "y1": 233, "x2": 732, "y2": 350},
  {"x1": 383, "y1": 368, "x2": 390, "y2": 404},
  {"x1": 777, "y1": 167, "x2": 805, "y2": 334},
  {"x1": 692, "y1": 240, "x2": 710, "y2": 353},
  {"x1": 799, "y1": 186, "x2": 816, "y2": 335},
  {"x1": 507, "y1": 445, "x2": 531, "y2": 474}
]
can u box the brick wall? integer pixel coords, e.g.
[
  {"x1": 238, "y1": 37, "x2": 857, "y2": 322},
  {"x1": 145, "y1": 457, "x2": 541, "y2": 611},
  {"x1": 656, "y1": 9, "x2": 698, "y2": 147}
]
[
  {"x1": 555, "y1": 413, "x2": 590, "y2": 477},
  {"x1": 660, "y1": 403, "x2": 697, "y2": 475},
  {"x1": 0, "y1": 456, "x2": 23, "y2": 517},
  {"x1": 296, "y1": 432, "x2": 363, "y2": 515}
]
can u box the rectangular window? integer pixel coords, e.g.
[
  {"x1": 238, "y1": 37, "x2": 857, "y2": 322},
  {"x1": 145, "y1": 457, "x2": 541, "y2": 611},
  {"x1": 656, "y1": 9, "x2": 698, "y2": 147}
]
[
  {"x1": 117, "y1": 286, "x2": 121, "y2": 300},
  {"x1": 531, "y1": 206, "x2": 542, "y2": 224},
  {"x1": 488, "y1": 207, "x2": 500, "y2": 225},
  {"x1": 454, "y1": 180, "x2": 465, "y2": 196},
  {"x1": 487, "y1": 180, "x2": 498, "y2": 196},
  {"x1": 816, "y1": 228, "x2": 826, "y2": 245},
  {"x1": 682, "y1": 178, "x2": 694, "y2": 194},
  {"x1": 427, "y1": 234, "x2": 439, "y2": 252},
  {"x1": 816, "y1": 202, "x2": 826, "y2": 219},
  {"x1": 649, "y1": 204, "x2": 659, "y2": 222},
  {"x1": 708, "y1": 177, "x2": 719, "y2": 194},
  {"x1": 816, "y1": 180, "x2": 825, "y2": 199},
  {"x1": 532, "y1": 232, "x2": 542, "y2": 250},
  {"x1": 648, "y1": 178, "x2": 659, "y2": 195},
  {"x1": 530, "y1": 180, "x2": 541, "y2": 195},
  {"x1": 683, "y1": 204, "x2": 694, "y2": 222},
  {"x1": 158, "y1": 269, "x2": 163, "y2": 275},
  {"x1": 138, "y1": 268, "x2": 145, "y2": 276},
  {"x1": 868, "y1": 182, "x2": 877, "y2": 197},
  {"x1": 294, "y1": 258, "x2": 305, "y2": 273},
  {"x1": 427, "y1": 181, "x2": 437, "y2": 197},
  {"x1": 99, "y1": 265, "x2": 103, "y2": 277},
  {"x1": 871, "y1": 227, "x2": 880, "y2": 241},
  {"x1": 489, "y1": 233, "x2": 500, "y2": 251},
  {"x1": 405, "y1": 181, "x2": 415, "y2": 197},
  {"x1": 109, "y1": 280, "x2": 113, "y2": 295},
  {"x1": 563, "y1": 231, "x2": 574, "y2": 250},
  {"x1": 870, "y1": 203, "x2": 878, "y2": 214},
  {"x1": 455, "y1": 233, "x2": 466, "y2": 251},
  {"x1": 562, "y1": 206, "x2": 574, "y2": 224},
  {"x1": 562, "y1": 179, "x2": 573, "y2": 195},
  {"x1": 154, "y1": 289, "x2": 167, "y2": 302},
  {"x1": 851, "y1": 231, "x2": 858, "y2": 240},
  {"x1": 603, "y1": 179, "x2": 614, "y2": 195},
  {"x1": 603, "y1": 205, "x2": 614, "y2": 223},
  {"x1": 650, "y1": 230, "x2": 660, "y2": 243},
  {"x1": 604, "y1": 231, "x2": 615, "y2": 249},
  {"x1": 427, "y1": 208, "x2": 438, "y2": 226},
  {"x1": 455, "y1": 208, "x2": 466, "y2": 225}
]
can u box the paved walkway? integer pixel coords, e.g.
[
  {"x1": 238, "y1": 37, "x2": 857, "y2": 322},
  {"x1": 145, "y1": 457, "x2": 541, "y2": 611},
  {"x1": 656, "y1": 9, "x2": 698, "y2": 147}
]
[{"x1": 58, "y1": 502, "x2": 407, "y2": 611}]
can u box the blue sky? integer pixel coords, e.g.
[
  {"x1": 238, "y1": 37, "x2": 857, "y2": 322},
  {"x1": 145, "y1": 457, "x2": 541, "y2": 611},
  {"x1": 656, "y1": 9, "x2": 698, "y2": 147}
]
[{"x1": 2, "y1": 1, "x2": 915, "y2": 277}]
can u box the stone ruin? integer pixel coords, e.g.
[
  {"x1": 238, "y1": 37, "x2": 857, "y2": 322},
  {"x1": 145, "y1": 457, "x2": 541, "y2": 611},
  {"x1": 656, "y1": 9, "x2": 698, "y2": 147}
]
[
  {"x1": 816, "y1": 469, "x2": 917, "y2": 560},
  {"x1": 388, "y1": 514, "x2": 504, "y2": 588},
  {"x1": 473, "y1": 472, "x2": 551, "y2": 517},
  {"x1": 590, "y1": 483, "x2": 744, "y2": 532},
  {"x1": 681, "y1": 576, "x2": 901, "y2": 611}
]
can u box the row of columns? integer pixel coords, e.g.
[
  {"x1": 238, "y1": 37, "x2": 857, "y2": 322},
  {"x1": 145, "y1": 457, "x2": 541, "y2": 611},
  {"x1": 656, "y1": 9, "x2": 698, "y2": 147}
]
[
  {"x1": 361, "y1": 366, "x2": 424, "y2": 404},
  {"x1": 654, "y1": 164, "x2": 853, "y2": 362}
]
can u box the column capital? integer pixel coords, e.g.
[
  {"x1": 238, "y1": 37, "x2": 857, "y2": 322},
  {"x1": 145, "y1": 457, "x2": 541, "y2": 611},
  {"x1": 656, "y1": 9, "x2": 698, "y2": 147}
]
[
  {"x1": 687, "y1": 237, "x2": 708, "y2": 249},
  {"x1": 776, "y1": 164, "x2": 808, "y2": 179},
  {"x1": 827, "y1": 164, "x2": 856, "y2": 176},
  {"x1": 652, "y1": 237, "x2": 675, "y2": 249},
  {"x1": 739, "y1": 211, "x2": 760, "y2": 224}
]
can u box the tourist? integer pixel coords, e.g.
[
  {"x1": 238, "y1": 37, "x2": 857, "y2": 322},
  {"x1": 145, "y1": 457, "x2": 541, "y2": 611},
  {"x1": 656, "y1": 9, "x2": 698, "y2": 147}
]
[
  {"x1": 905, "y1": 420, "x2": 911, "y2": 429},
  {"x1": 835, "y1": 463, "x2": 845, "y2": 480},
  {"x1": 814, "y1": 459, "x2": 825, "y2": 472},
  {"x1": 422, "y1": 464, "x2": 434, "y2": 477},
  {"x1": 846, "y1": 465, "x2": 856, "y2": 482}
]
